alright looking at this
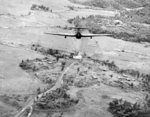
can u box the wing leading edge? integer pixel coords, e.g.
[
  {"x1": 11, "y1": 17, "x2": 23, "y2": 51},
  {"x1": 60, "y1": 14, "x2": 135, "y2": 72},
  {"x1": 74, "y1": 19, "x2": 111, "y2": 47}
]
[{"x1": 44, "y1": 32, "x2": 76, "y2": 37}]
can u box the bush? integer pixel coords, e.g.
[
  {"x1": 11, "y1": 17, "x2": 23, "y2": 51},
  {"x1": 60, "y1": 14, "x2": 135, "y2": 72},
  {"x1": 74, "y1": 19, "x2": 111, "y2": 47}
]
[
  {"x1": 67, "y1": 18, "x2": 74, "y2": 24},
  {"x1": 108, "y1": 98, "x2": 150, "y2": 117},
  {"x1": 31, "y1": 4, "x2": 37, "y2": 10},
  {"x1": 31, "y1": 4, "x2": 49, "y2": 12}
]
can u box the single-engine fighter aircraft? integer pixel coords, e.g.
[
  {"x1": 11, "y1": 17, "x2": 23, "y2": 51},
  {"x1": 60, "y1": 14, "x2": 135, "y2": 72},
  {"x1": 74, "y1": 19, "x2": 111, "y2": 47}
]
[{"x1": 44, "y1": 27, "x2": 112, "y2": 39}]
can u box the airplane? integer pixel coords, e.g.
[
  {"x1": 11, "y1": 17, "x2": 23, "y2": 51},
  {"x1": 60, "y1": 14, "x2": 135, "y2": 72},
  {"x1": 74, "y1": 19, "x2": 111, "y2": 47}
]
[{"x1": 44, "y1": 27, "x2": 113, "y2": 39}]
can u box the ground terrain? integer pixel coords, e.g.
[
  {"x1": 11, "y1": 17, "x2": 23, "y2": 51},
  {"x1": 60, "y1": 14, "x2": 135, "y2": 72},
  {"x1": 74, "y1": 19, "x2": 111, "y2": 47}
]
[{"x1": 0, "y1": 0, "x2": 150, "y2": 117}]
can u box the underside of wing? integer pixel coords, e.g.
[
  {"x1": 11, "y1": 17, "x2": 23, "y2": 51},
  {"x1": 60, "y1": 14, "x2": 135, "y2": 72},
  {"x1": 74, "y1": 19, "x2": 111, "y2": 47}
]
[
  {"x1": 81, "y1": 34, "x2": 113, "y2": 37},
  {"x1": 44, "y1": 32, "x2": 76, "y2": 37}
]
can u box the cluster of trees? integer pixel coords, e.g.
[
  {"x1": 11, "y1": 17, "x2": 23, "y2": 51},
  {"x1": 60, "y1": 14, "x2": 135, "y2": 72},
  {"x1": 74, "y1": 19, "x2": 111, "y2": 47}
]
[
  {"x1": 142, "y1": 74, "x2": 150, "y2": 91},
  {"x1": 89, "y1": 57, "x2": 150, "y2": 91},
  {"x1": 67, "y1": 16, "x2": 83, "y2": 27},
  {"x1": 63, "y1": 74, "x2": 91, "y2": 88},
  {"x1": 69, "y1": 0, "x2": 149, "y2": 10},
  {"x1": 31, "y1": 4, "x2": 50, "y2": 12},
  {"x1": 117, "y1": 69, "x2": 140, "y2": 78},
  {"x1": 121, "y1": 5, "x2": 150, "y2": 24},
  {"x1": 35, "y1": 87, "x2": 79, "y2": 110},
  {"x1": 31, "y1": 44, "x2": 74, "y2": 59},
  {"x1": 19, "y1": 57, "x2": 58, "y2": 84},
  {"x1": 97, "y1": 59, "x2": 139, "y2": 78},
  {"x1": 19, "y1": 59, "x2": 39, "y2": 72},
  {"x1": 67, "y1": 15, "x2": 150, "y2": 43},
  {"x1": 63, "y1": 75, "x2": 74, "y2": 86},
  {"x1": 108, "y1": 98, "x2": 150, "y2": 117},
  {"x1": 96, "y1": 59, "x2": 140, "y2": 78},
  {"x1": 99, "y1": 60, "x2": 118, "y2": 71}
]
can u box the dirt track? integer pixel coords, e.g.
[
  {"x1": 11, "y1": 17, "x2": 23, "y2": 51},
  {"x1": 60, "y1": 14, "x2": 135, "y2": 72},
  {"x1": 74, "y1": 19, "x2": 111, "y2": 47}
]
[{"x1": 15, "y1": 61, "x2": 76, "y2": 117}]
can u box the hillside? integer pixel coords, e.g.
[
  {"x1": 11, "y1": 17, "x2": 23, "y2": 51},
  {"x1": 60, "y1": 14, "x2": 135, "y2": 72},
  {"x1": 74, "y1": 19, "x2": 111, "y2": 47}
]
[
  {"x1": 67, "y1": 1, "x2": 150, "y2": 43},
  {"x1": 124, "y1": 5, "x2": 150, "y2": 24},
  {"x1": 69, "y1": 0, "x2": 150, "y2": 10}
]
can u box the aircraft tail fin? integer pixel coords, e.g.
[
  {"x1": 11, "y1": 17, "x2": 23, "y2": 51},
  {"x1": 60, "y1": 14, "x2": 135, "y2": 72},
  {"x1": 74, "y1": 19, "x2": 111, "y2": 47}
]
[{"x1": 69, "y1": 27, "x2": 89, "y2": 30}]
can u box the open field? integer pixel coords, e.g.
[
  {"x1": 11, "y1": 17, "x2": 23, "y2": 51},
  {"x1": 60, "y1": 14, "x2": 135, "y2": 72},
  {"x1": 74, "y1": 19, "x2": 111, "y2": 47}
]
[{"x1": 0, "y1": 0, "x2": 150, "y2": 117}]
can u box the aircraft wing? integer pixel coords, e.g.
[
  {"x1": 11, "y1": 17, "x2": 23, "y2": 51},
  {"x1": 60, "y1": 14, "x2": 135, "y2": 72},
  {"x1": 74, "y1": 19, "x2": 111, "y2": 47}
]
[
  {"x1": 81, "y1": 34, "x2": 113, "y2": 37},
  {"x1": 44, "y1": 32, "x2": 76, "y2": 37}
]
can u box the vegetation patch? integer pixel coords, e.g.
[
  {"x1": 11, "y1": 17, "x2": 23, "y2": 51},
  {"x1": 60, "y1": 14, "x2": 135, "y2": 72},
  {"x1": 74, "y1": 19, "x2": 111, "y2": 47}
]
[
  {"x1": 34, "y1": 87, "x2": 79, "y2": 111},
  {"x1": 0, "y1": 94, "x2": 29, "y2": 110},
  {"x1": 19, "y1": 44, "x2": 76, "y2": 84},
  {"x1": 31, "y1": 44, "x2": 74, "y2": 59},
  {"x1": 121, "y1": 5, "x2": 150, "y2": 24},
  {"x1": 108, "y1": 98, "x2": 150, "y2": 117},
  {"x1": 69, "y1": 0, "x2": 150, "y2": 10},
  {"x1": 24, "y1": 44, "x2": 150, "y2": 91},
  {"x1": 31, "y1": 4, "x2": 50, "y2": 12},
  {"x1": 19, "y1": 57, "x2": 60, "y2": 84},
  {"x1": 88, "y1": 57, "x2": 150, "y2": 91},
  {"x1": 67, "y1": 14, "x2": 150, "y2": 43}
]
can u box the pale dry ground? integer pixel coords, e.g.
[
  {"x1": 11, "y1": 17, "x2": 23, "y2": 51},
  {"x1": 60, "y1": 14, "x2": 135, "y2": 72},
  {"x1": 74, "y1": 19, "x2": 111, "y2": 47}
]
[
  {"x1": 0, "y1": 0, "x2": 150, "y2": 117},
  {"x1": 0, "y1": 44, "x2": 46, "y2": 94}
]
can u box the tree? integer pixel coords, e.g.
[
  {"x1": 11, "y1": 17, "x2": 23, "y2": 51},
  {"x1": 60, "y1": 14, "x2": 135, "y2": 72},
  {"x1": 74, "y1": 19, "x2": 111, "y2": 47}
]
[{"x1": 108, "y1": 98, "x2": 150, "y2": 117}]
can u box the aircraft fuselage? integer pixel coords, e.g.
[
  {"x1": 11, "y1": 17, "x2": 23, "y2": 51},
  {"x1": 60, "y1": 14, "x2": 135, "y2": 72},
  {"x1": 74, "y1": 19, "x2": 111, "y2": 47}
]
[{"x1": 76, "y1": 32, "x2": 82, "y2": 39}]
